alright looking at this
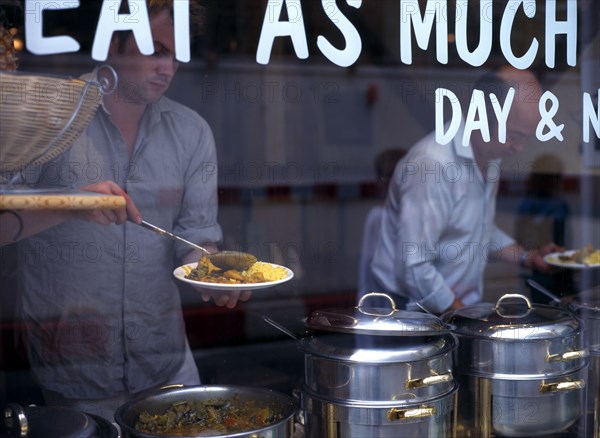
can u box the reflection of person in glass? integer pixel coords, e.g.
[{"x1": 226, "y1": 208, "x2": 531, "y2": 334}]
[
  {"x1": 516, "y1": 154, "x2": 575, "y2": 303},
  {"x1": 10, "y1": 0, "x2": 247, "y2": 421},
  {"x1": 371, "y1": 66, "x2": 561, "y2": 315},
  {"x1": 358, "y1": 148, "x2": 406, "y2": 298}
]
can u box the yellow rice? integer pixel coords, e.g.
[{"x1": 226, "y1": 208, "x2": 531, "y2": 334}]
[
  {"x1": 584, "y1": 250, "x2": 600, "y2": 265},
  {"x1": 243, "y1": 262, "x2": 287, "y2": 281}
]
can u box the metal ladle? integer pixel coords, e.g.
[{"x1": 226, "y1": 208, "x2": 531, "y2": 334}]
[
  {"x1": 133, "y1": 219, "x2": 257, "y2": 271},
  {"x1": 527, "y1": 279, "x2": 562, "y2": 304}
]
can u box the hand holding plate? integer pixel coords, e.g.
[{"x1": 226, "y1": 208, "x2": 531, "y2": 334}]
[{"x1": 198, "y1": 289, "x2": 252, "y2": 308}]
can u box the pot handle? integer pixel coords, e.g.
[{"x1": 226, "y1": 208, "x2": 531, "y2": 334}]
[
  {"x1": 540, "y1": 379, "x2": 586, "y2": 393},
  {"x1": 357, "y1": 292, "x2": 396, "y2": 316},
  {"x1": 406, "y1": 372, "x2": 453, "y2": 389},
  {"x1": 495, "y1": 294, "x2": 533, "y2": 318},
  {"x1": 159, "y1": 384, "x2": 185, "y2": 390},
  {"x1": 387, "y1": 405, "x2": 436, "y2": 421},
  {"x1": 546, "y1": 350, "x2": 589, "y2": 363},
  {"x1": 3, "y1": 403, "x2": 28, "y2": 437}
]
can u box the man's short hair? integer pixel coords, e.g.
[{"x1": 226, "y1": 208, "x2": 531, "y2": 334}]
[
  {"x1": 114, "y1": 0, "x2": 205, "y2": 51},
  {"x1": 473, "y1": 69, "x2": 512, "y2": 129},
  {"x1": 473, "y1": 66, "x2": 541, "y2": 129}
]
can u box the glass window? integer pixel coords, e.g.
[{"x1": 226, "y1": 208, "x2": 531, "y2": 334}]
[{"x1": 0, "y1": 1, "x2": 598, "y2": 434}]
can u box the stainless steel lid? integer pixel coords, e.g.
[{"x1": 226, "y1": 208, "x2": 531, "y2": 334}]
[
  {"x1": 568, "y1": 286, "x2": 600, "y2": 354},
  {"x1": 305, "y1": 292, "x2": 449, "y2": 336},
  {"x1": 568, "y1": 286, "x2": 600, "y2": 316},
  {"x1": 444, "y1": 294, "x2": 583, "y2": 340},
  {"x1": 2, "y1": 404, "x2": 118, "y2": 438},
  {"x1": 299, "y1": 332, "x2": 456, "y2": 363}
]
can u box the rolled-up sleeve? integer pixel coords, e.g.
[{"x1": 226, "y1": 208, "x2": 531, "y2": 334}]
[
  {"x1": 173, "y1": 115, "x2": 223, "y2": 260},
  {"x1": 492, "y1": 225, "x2": 515, "y2": 252}
]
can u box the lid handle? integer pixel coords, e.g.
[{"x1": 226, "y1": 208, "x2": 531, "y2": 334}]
[
  {"x1": 495, "y1": 294, "x2": 533, "y2": 318},
  {"x1": 358, "y1": 292, "x2": 396, "y2": 316}
]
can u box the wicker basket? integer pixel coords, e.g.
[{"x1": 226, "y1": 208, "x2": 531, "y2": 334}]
[{"x1": 0, "y1": 68, "x2": 113, "y2": 174}]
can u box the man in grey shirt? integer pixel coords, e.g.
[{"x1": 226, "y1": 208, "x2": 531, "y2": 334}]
[{"x1": 10, "y1": 0, "x2": 248, "y2": 420}]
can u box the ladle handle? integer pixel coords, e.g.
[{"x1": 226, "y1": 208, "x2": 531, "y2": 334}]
[
  {"x1": 134, "y1": 220, "x2": 211, "y2": 255},
  {"x1": 415, "y1": 301, "x2": 435, "y2": 316},
  {"x1": 261, "y1": 315, "x2": 298, "y2": 340},
  {"x1": 527, "y1": 279, "x2": 562, "y2": 303}
]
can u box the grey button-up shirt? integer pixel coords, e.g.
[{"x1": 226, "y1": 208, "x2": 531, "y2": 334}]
[{"x1": 17, "y1": 96, "x2": 222, "y2": 398}]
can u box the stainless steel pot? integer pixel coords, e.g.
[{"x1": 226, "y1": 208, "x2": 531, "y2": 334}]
[
  {"x1": 300, "y1": 292, "x2": 457, "y2": 438},
  {"x1": 589, "y1": 354, "x2": 600, "y2": 438},
  {"x1": 455, "y1": 367, "x2": 587, "y2": 437},
  {"x1": 301, "y1": 333, "x2": 455, "y2": 403},
  {"x1": 529, "y1": 281, "x2": 600, "y2": 437},
  {"x1": 2, "y1": 404, "x2": 118, "y2": 438},
  {"x1": 114, "y1": 385, "x2": 296, "y2": 438},
  {"x1": 444, "y1": 293, "x2": 589, "y2": 437},
  {"x1": 445, "y1": 294, "x2": 588, "y2": 377},
  {"x1": 568, "y1": 285, "x2": 600, "y2": 354},
  {"x1": 529, "y1": 280, "x2": 600, "y2": 354},
  {"x1": 568, "y1": 286, "x2": 600, "y2": 438},
  {"x1": 302, "y1": 386, "x2": 456, "y2": 438}
]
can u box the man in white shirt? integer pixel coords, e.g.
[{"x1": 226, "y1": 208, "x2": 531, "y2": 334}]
[
  {"x1": 371, "y1": 66, "x2": 559, "y2": 314},
  {"x1": 358, "y1": 148, "x2": 406, "y2": 298}
]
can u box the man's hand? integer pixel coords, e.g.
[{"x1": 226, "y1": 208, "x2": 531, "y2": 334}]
[
  {"x1": 197, "y1": 289, "x2": 252, "y2": 309},
  {"x1": 444, "y1": 297, "x2": 464, "y2": 314},
  {"x1": 524, "y1": 242, "x2": 564, "y2": 273},
  {"x1": 1, "y1": 181, "x2": 141, "y2": 245},
  {"x1": 75, "y1": 181, "x2": 142, "y2": 225}
]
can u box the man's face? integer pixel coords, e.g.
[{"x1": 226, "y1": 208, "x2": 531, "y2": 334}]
[
  {"x1": 108, "y1": 9, "x2": 179, "y2": 105},
  {"x1": 473, "y1": 87, "x2": 541, "y2": 162}
]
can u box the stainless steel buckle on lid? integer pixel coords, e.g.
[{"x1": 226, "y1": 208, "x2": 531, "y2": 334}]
[
  {"x1": 357, "y1": 292, "x2": 396, "y2": 317},
  {"x1": 494, "y1": 293, "x2": 533, "y2": 319}
]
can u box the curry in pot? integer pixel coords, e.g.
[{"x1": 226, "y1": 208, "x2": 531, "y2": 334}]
[{"x1": 135, "y1": 395, "x2": 282, "y2": 436}]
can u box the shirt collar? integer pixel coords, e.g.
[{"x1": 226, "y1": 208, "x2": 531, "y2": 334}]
[
  {"x1": 450, "y1": 119, "x2": 502, "y2": 180},
  {"x1": 450, "y1": 119, "x2": 475, "y2": 161}
]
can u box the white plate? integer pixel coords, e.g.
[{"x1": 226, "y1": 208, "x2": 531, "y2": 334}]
[
  {"x1": 544, "y1": 250, "x2": 600, "y2": 270},
  {"x1": 173, "y1": 262, "x2": 294, "y2": 291}
]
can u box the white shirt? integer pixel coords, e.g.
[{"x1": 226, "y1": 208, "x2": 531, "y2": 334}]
[{"x1": 371, "y1": 126, "x2": 514, "y2": 313}]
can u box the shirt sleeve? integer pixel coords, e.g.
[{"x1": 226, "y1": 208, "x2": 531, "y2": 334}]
[
  {"x1": 492, "y1": 223, "x2": 515, "y2": 251},
  {"x1": 172, "y1": 114, "x2": 223, "y2": 260}
]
